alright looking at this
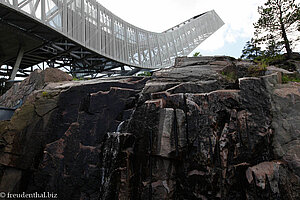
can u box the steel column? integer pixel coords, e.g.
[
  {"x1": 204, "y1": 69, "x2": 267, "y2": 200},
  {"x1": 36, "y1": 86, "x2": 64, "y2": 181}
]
[{"x1": 9, "y1": 46, "x2": 24, "y2": 81}]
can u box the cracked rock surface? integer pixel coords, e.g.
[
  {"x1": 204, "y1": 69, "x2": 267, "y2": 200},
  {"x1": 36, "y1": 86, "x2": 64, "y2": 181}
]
[{"x1": 0, "y1": 56, "x2": 299, "y2": 199}]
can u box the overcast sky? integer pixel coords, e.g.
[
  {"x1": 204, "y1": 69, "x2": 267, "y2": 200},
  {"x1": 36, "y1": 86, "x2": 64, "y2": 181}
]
[{"x1": 98, "y1": 0, "x2": 268, "y2": 58}]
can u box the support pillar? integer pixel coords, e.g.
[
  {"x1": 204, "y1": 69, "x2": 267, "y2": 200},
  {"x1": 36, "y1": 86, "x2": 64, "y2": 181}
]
[
  {"x1": 6, "y1": 46, "x2": 24, "y2": 89},
  {"x1": 10, "y1": 46, "x2": 24, "y2": 81},
  {"x1": 120, "y1": 65, "x2": 125, "y2": 75}
]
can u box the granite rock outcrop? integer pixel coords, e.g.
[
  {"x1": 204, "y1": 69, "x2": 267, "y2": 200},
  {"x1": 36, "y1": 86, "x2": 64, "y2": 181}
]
[{"x1": 0, "y1": 56, "x2": 299, "y2": 199}]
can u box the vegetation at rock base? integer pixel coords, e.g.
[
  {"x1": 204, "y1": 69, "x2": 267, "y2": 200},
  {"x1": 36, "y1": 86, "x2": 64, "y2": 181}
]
[
  {"x1": 137, "y1": 71, "x2": 152, "y2": 77},
  {"x1": 193, "y1": 52, "x2": 202, "y2": 57},
  {"x1": 220, "y1": 71, "x2": 237, "y2": 82},
  {"x1": 42, "y1": 91, "x2": 49, "y2": 98},
  {"x1": 282, "y1": 74, "x2": 300, "y2": 83},
  {"x1": 42, "y1": 91, "x2": 56, "y2": 99},
  {"x1": 248, "y1": 63, "x2": 268, "y2": 77},
  {"x1": 72, "y1": 77, "x2": 85, "y2": 81}
]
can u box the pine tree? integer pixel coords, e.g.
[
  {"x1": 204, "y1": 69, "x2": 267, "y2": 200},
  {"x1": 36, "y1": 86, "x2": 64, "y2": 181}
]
[
  {"x1": 241, "y1": 39, "x2": 262, "y2": 60},
  {"x1": 264, "y1": 39, "x2": 284, "y2": 57},
  {"x1": 254, "y1": 0, "x2": 300, "y2": 58}
]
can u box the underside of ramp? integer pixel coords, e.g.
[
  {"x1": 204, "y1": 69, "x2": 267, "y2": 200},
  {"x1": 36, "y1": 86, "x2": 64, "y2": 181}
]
[{"x1": 0, "y1": 0, "x2": 224, "y2": 82}]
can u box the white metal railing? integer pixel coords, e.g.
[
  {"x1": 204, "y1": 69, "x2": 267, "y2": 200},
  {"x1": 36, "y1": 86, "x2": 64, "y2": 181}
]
[{"x1": 0, "y1": 0, "x2": 224, "y2": 69}]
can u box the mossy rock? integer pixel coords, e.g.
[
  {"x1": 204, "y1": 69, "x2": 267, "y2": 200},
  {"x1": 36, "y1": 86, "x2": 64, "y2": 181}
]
[
  {"x1": 0, "y1": 121, "x2": 9, "y2": 148},
  {"x1": 8, "y1": 103, "x2": 36, "y2": 132}
]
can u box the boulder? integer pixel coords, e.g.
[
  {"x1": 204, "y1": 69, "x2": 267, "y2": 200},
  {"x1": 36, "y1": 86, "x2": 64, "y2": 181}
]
[{"x1": 0, "y1": 68, "x2": 72, "y2": 108}]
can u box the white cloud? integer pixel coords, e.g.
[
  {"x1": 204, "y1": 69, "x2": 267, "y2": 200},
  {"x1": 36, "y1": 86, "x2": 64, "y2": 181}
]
[
  {"x1": 98, "y1": 0, "x2": 264, "y2": 34},
  {"x1": 197, "y1": 27, "x2": 225, "y2": 52},
  {"x1": 97, "y1": 0, "x2": 299, "y2": 56},
  {"x1": 196, "y1": 0, "x2": 265, "y2": 52},
  {"x1": 225, "y1": 29, "x2": 237, "y2": 43}
]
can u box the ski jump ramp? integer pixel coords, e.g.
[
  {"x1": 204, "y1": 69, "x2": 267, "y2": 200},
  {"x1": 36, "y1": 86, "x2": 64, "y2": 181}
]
[{"x1": 0, "y1": 0, "x2": 224, "y2": 78}]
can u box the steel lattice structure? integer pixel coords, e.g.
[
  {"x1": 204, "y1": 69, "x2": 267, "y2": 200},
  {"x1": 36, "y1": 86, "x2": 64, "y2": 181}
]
[{"x1": 0, "y1": 0, "x2": 224, "y2": 79}]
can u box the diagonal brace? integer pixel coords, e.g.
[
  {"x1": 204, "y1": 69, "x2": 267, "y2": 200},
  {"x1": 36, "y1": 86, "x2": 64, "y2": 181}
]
[{"x1": 9, "y1": 45, "x2": 24, "y2": 81}]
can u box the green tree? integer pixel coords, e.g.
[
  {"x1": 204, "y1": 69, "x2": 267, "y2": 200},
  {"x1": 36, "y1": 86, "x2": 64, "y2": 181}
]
[
  {"x1": 254, "y1": 0, "x2": 300, "y2": 58},
  {"x1": 264, "y1": 39, "x2": 284, "y2": 57},
  {"x1": 241, "y1": 38, "x2": 262, "y2": 60},
  {"x1": 241, "y1": 38, "x2": 284, "y2": 61}
]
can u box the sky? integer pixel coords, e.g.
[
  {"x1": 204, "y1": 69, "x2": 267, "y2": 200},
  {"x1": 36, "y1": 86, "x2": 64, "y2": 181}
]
[{"x1": 98, "y1": 0, "x2": 267, "y2": 58}]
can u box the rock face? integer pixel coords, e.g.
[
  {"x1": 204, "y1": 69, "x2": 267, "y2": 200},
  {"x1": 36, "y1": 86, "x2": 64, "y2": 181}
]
[
  {"x1": 0, "y1": 74, "x2": 148, "y2": 199},
  {"x1": 0, "y1": 56, "x2": 299, "y2": 199},
  {"x1": 0, "y1": 68, "x2": 72, "y2": 108}
]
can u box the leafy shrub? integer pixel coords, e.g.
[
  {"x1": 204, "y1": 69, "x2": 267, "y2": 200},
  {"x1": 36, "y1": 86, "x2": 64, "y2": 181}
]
[
  {"x1": 72, "y1": 77, "x2": 84, "y2": 81},
  {"x1": 248, "y1": 62, "x2": 267, "y2": 77},
  {"x1": 257, "y1": 54, "x2": 285, "y2": 65},
  {"x1": 193, "y1": 52, "x2": 201, "y2": 57},
  {"x1": 282, "y1": 74, "x2": 300, "y2": 84},
  {"x1": 137, "y1": 71, "x2": 152, "y2": 76},
  {"x1": 42, "y1": 91, "x2": 49, "y2": 98}
]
